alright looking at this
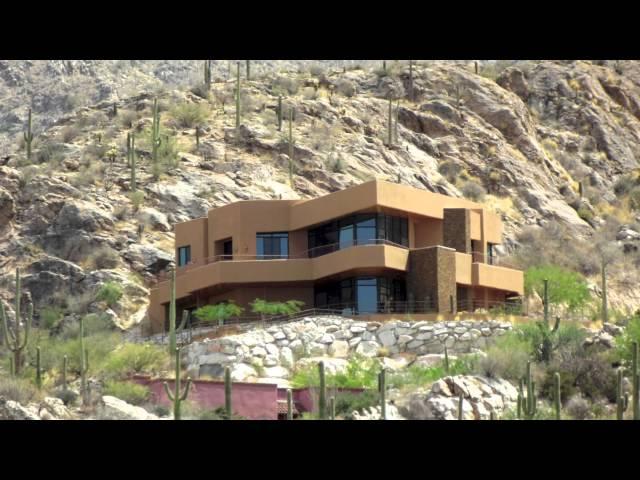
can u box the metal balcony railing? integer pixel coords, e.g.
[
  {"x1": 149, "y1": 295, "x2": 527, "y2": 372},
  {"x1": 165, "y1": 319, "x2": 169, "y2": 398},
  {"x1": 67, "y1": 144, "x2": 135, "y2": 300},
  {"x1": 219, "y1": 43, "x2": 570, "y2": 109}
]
[{"x1": 153, "y1": 238, "x2": 409, "y2": 284}]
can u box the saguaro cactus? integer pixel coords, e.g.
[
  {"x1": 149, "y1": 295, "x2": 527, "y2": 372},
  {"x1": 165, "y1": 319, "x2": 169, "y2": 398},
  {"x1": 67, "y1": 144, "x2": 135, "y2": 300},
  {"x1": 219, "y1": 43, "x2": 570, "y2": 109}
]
[
  {"x1": 330, "y1": 396, "x2": 335, "y2": 420},
  {"x1": 168, "y1": 268, "x2": 177, "y2": 353},
  {"x1": 112, "y1": 102, "x2": 118, "y2": 117},
  {"x1": 79, "y1": 315, "x2": 90, "y2": 406},
  {"x1": 204, "y1": 60, "x2": 212, "y2": 89},
  {"x1": 1, "y1": 268, "x2": 32, "y2": 375},
  {"x1": 35, "y1": 346, "x2": 42, "y2": 389},
  {"x1": 151, "y1": 97, "x2": 161, "y2": 169},
  {"x1": 616, "y1": 367, "x2": 628, "y2": 420},
  {"x1": 458, "y1": 393, "x2": 464, "y2": 420},
  {"x1": 394, "y1": 100, "x2": 399, "y2": 144},
  {"x1": 127, "y1": 132, "x2": 136, "y2": 192},
  {"x1": 24, "y1": 108, "x2": 34, "y2": 161},
  {"x1": 379, "y1": 368, "x2": 387, "y2": 420},
  {"x1": 578, "y1": 180, "x2": 584, "y2": 198},
  {"x1": 287, "y1": 388, "x2": 293, "y2": 420},
  {"x1": 633, "y1": 341, "x2": 639, "y2": 420},
  {"x1": 62, "y1": 355, "x2": 68, "y2": 392},
  {"x1": 518, "y1": 361, "x2": 537, "y2": 419},
  {"x1": 246, "y1": 60, "x2": 250, "y2": 80},
  {"x1": 277, "y1": 95, "x2": 283, "y2": 131},
  {"x1": 408, "y1": 60, "x2": 414, "y2": 101},
  {"x1": 195, "y1": 126, "x2": 200, "y2": 148},
  {"x1": 553, "y1": 372, "x2": 561, "y2": 420},
  {"x1": 318, "y1": 361, "x2": 327, "y2": 419},
  {"x1": 288, "y1": 107, "x2": 295, "y2": 186},
  {"x1": 444, "y1": 345, "x2": 450, "y2": 373},
  {"x1": 602, "y1": 261, "x2": 608, "y2": 324},
  {"x1": 235, "y1": 62, "x2": 241, "y2": 129},
  {"x1": 225, "y1": 366, "x2": 232, "y2": 419},
  {"x1": 163, "y1": 347, "x2": 191, "y2": 420}
]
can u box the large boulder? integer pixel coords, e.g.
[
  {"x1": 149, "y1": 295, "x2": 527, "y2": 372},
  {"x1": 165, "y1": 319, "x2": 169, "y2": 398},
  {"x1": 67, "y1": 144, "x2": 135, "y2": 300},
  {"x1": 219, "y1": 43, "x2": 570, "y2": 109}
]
[
  {"x1": 123, "y1": 244, "x2": 174, "y2": 274},
  {"x1": 54, "y1": 200, "x2": 114, "y2": 233},
  {"x1": 0, "y1": 186, "x2": 15, "y2": 229},
  {"x1": 0, "y1": 397, "x2": 41, "y2": 420},
  {"x1": 99, "y1": 396, "x2": 159, "y2": 420}
]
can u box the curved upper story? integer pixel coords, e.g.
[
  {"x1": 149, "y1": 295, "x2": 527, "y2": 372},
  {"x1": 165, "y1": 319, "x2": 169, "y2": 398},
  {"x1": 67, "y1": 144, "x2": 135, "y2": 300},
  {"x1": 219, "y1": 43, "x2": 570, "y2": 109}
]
[{"x1": 150, "y1": 179, "x2": 523, "y2": 305}]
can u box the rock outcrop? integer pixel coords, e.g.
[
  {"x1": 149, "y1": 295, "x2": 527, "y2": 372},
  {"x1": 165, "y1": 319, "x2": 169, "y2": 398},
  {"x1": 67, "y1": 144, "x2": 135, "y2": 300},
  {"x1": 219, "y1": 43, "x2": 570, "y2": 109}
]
[{"x1": 398, "y1": 375, "x2": 519, "y2": 420}]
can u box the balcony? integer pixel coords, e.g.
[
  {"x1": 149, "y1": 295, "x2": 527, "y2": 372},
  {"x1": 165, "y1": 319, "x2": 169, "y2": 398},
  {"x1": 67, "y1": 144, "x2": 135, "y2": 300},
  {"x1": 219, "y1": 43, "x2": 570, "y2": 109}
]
[{"x1": 151, "y1": 241, "x2": 410, "y2": 304}]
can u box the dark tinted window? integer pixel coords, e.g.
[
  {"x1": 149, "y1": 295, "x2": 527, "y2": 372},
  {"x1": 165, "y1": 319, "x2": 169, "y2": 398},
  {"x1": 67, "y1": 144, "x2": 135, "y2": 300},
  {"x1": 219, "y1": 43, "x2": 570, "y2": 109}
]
[
  {"x1": 257, "y1": 232, "x2": 289, "y2": 259},
  {"x1": 177, "y1": 246, "x2": 191, "y2": 266}
]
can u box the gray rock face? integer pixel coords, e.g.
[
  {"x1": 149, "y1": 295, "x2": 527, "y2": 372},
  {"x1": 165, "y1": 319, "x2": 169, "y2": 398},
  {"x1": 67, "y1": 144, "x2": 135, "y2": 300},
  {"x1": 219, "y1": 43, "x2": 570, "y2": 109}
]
[
  {"x1": 55, "y1": 201, "x2": 114, "y2": 233},
  {"x1": 123, "y1": 243, "x2": 174, "y2": 274},
  {"x1": 0, "y1": 186, "x2": 15, "y2": 229}
]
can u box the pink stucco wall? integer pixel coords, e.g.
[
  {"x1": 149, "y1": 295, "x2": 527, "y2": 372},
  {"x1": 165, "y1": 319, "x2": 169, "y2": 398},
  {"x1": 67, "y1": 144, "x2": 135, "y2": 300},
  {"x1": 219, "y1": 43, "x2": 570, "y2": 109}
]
[{"x1": 132, "y1": 376, "x2": 279, "y2": 420}]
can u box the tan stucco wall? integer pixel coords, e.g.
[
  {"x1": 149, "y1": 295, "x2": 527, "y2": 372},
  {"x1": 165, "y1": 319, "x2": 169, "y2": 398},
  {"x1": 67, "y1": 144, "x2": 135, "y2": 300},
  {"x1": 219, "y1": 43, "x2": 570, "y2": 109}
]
[
  {"x1": 175, "y1": 217, "x2": 208, "y2": 263},
  {"x1": 413, "y1": 216, "x2": 443, "y2": 248},
  {"x1": 472, "y1": 263, "x2": 524, "y2": 295}
]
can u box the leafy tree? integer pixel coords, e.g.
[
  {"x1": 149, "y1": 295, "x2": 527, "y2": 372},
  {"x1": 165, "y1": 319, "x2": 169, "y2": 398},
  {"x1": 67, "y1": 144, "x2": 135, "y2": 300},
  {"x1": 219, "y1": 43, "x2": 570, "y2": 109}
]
[
  {"x1": 193, "y1": 302, "x2": 244, "y2": 326},
  {"x1": 250, "y1": 299, "x2": 305, "y2": 321},
  {"x1": 95, "y1": 282, "x2": 123, "y2": 308},
  {"x1": 524, "y1": 265, "x2": 591, "y2": 312}
]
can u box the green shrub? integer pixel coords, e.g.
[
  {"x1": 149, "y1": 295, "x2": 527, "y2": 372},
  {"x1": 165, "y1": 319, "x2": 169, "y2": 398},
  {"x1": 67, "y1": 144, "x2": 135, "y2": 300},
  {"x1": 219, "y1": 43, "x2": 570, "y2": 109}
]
[
  {"x1": 290, "y1": 355, "x2": 379, "y2": 389},
  {"x1": 614, "y1": 314, "x2": 640, "y2": 364},
  {"x1": 461, "y1": 181, "x2": 486, "y2": 202},
  {"x1": 250, "y1": 299, "x2": 304, "y2": 318},
  {"x1": 40, "y1": 306, "x2": 64, "y2": 330},
  {"x1": 614, "y1": 174, "x2": 637, "y2": 196},
  {"x1": 103, "y1": 381, "x2": 150, "y2": 405},
  {"x1": 577, "y1": 206, "x2": 593, "y2": 223},
  {"x1": 474, "y1": 333, "x2": 531, "y2": 380},
  {"x1": 515, "y1": 321, "x2": 588, "y2": 364},
  {"x1": 628, "y1": 186, "x2": 640, "y2": 211},
  {"x1": 524, "y1": 265, "x2": 591, "y2": 311},
  {"x1": 0, "y1": 376, "x2": 41, "y2": 404},
  {"x1": 102, "y1": 343, "x2": 168, "y2": 378},
  {"x1": 169, "y1": 102, "x2": 210, "y2": 128},
  {"x1": 334, "y1": 390, "x2": 379, "y2": 418},
  {"x1": 87, "y1": 247, "x2": 120, "y2": 270},
  {"x1": 95, "y1": 282, "x2": 123, "y2": 307}
]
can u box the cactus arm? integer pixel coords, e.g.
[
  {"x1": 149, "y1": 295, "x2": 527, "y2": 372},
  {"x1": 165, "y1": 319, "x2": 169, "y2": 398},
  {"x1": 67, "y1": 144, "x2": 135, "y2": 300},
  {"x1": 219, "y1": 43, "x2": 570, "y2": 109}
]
[
  {"x1": 17, "y1": 302, "x2": 32, "y2": 351},
  {"x1": 379, "y1": 368, "x2": 386, "y2": 420},
  {"x1": 318, "y1": 361, "x2": 326, "y2": 419},
  {"x1": 552, "y1": 315, "x2": 560, "y2": 334},
  {"x1": 62, "y1": 355, "x2": 68, "y2": 391},
  {"x1": 1, "y1": 302, "x2": 13, "y2": 348},
  {"x1": 163, "y1": 381, "x2": 176, "y2": 401},
  {"x1": 287, "y1": 389, "x2": 293, "y2": 420},
  {"x1": 554, "y1": 372, "x2": 561, "y2": 420},
  {"x1": 36, "y1": 346, "x2": 42, "y2": 389},
  {"x1": 180, "y1": 378, "x2": 192, "y2": 401},
  {"x1": 225, "y1": 366, "x2": 232, "y2": 418}
]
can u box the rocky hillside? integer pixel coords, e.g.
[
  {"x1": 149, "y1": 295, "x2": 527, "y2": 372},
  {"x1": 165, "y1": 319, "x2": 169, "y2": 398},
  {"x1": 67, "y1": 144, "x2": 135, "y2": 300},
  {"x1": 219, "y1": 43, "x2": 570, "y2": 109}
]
[{"x1": 2, "y1": 59, "x2": 640, "y2": 331}]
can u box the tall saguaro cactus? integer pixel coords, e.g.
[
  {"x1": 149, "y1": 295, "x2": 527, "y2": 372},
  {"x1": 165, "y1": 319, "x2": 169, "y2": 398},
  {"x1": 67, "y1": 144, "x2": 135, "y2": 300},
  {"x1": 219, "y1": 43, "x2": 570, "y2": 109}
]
[
  {"x1": 553, "y1": 372, "x2": 561, "y2": 420},
  {"x1": 1, "y1": 268, "x2": 32, "y2": 375},
  {"x1": 318, "y1": 361, "x2": 327, "y2": 419},
  {"x1": 633, "y1": 341, "x2": 639, "y2": 420},
  {"x1": 151, "y1": 97, "x2": 161, "y2": 172},
  {"x1": 287, "y1": 388, "x2": 293, "y2": 420},
  {"x1": 235, "y1": 62, "x2": 241, "y2": 129},
  {"x1": 163, "y1": 347, "x2": 191, "y2": 420},
  {"x1": 288, "y1": 107, "x2": 295, "y2": 186},
  {"x1": 127, "y1": 132, "x2": 136, "y2": 192},
  {"x1": 518, "y1": 361, "x2": 537, "y2": 419},
  {"x1": 24, "y1": 108, "x2": 34, "y2": 161},
  {"x1": 225, "y1": 366, "x2": 232, "y2": 419},
  {"x1": 204, "y1": 60, "x2": 212, "y2": 89},
  {"x1": 602, "y1": 261, "x2": 608, "y2": 324},
  {"x1": 616, "y1": 367, "x2": 628, "y2": 420},
  {"x1": 277, "y1": 95, "x2": 283, "y2": 131},
  {"x1": 80, "y1": 315, "x2": 90, "y2": 406},
  {"x1": 168, "y1": 268, "x2": 177, "y2": 353},
  {"x1": 379, "y1": 368, "x2": 387, "y2": 420},
  {"x1": 35, "y1": 346, "x2": 42, "y2": 389},
  {"x1": 62, "y1": 355, "x2": 68, "y2": 392},
  {"x1": 408, "y1": 60, "x2": 414, "y2": 101}
]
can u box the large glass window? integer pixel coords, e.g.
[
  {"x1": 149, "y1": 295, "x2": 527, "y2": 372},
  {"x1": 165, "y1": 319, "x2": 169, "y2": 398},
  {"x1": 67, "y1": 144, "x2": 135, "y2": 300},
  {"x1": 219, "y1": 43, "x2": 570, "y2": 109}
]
[
  {"x1": 314, "y1": 276, "x2": 406, "y2": 313},
  {"x1": 257, "y1": 232, "x2": 289, "y2": 259},
  {"x1": 308, "y1": 213, "x2": 408, "y2": 258},
  {"x1": 177, "y1": 246, "x2": 191, "y2": 266}
]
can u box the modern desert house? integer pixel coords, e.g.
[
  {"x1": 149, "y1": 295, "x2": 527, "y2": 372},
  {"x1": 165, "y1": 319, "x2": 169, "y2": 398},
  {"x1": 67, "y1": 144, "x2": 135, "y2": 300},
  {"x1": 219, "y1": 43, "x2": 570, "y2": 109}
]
[{"x1": 148, "y1": 180, "x2": 524, "y2": 333}]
